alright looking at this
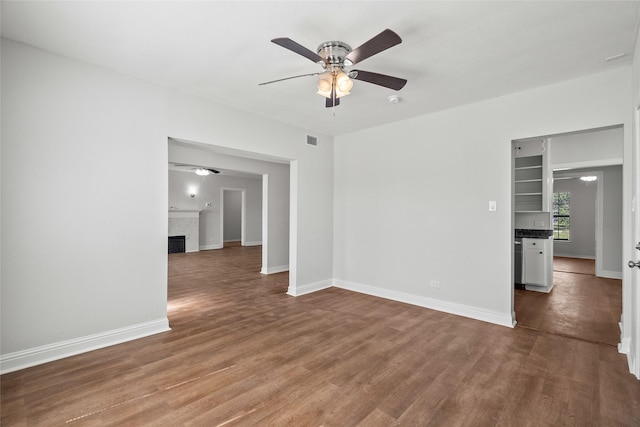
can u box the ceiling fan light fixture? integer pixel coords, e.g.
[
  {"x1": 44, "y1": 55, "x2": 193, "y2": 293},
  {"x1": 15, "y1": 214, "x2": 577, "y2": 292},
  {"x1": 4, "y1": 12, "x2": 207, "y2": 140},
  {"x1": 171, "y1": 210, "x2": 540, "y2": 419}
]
[
  {"x1": 335, "y1": 71, "x2": 353, "y2": 96},
  {"x1": 317, "y1": 72, "x2": 333, "y2": 97},
  {"x1": 195, "y1": 168, "x2": 211, "y2": 176}
]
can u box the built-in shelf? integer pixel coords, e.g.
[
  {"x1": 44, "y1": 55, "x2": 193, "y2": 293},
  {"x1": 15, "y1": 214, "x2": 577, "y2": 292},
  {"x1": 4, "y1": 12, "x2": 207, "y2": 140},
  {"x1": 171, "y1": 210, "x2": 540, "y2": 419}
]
[{"x1": 514, "y1": 155, "x2": 545, "y2": 212}]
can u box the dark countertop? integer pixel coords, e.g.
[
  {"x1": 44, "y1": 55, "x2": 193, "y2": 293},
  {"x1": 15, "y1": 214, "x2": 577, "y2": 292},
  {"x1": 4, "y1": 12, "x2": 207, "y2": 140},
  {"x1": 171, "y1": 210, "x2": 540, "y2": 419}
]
[{"x1": 515, "y1": 229, "x2": 553, "y2": 238}]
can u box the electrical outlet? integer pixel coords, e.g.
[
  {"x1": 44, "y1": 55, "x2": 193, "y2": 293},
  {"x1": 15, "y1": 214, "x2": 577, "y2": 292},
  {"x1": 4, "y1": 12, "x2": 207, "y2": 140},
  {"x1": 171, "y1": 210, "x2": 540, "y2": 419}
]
[{"x1": 430, "y1": 280, "x2": 440, "y2": 289}]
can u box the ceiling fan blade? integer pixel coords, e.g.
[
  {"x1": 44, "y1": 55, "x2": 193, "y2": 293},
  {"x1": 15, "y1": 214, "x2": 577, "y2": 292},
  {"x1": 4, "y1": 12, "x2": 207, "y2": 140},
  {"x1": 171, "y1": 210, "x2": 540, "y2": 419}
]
[
  {"x1": 272, "y1": 38, "x2": 324, "y2": 64},
  {"x1": 259, "y1": 72, "x2": 320, "y2": 86},
  {"x1": 207, "y1": 169, "x2": 220, "y2": 174},
  {"x1": 351, "y1": 70, "x2": 407, "y2": 91},
  {"x1": 344, "y1": 29, "x2": 402, "y2": 65}
]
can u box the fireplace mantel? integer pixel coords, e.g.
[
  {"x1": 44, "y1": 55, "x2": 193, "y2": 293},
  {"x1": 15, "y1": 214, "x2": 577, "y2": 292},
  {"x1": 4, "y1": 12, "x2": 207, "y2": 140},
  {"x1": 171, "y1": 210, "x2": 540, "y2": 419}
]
[{"x1": 168, "y1": 209, "x2": 201, "y2": 219}]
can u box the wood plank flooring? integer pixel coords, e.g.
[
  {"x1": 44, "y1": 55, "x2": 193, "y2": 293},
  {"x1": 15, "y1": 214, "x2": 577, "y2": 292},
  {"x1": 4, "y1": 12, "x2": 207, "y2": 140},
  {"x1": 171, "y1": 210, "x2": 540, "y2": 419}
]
[
  {"x1": 515, "y1": 257, "x2": 622, "y2": 347},
  {"x1": 2, "y1": 247, "x2": 639, "y2": 426}
]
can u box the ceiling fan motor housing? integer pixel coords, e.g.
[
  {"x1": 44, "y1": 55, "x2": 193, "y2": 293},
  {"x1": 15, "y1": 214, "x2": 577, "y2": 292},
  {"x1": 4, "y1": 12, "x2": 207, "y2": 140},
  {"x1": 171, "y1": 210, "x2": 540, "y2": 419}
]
[{"x1": 317, "y1": 41, "x2": 353, "y2": 69}]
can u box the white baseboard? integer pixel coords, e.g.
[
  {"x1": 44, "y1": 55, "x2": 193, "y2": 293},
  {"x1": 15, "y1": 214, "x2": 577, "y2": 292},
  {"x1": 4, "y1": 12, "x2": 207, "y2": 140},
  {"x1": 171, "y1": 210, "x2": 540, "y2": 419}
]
[
  {"x1": 619, "y1": 336, "x2": 631, "y2": 354},
  {"x1": 199, "y1": 243, "x2": 223, "y2": 250},
  {"x1": 0, "y1": 318, "x2": 171, "y2": 374},
  {"x1": 600, "y1": 270, "x2": 622, "y2": 280},
  {"x1": 261, "y1": 265, "x2": 289, "y2": 275},
  {"x1": 243, "y1": 241, "x2": 262, "y2": 247},
  {"x1": 553, "y1": 253, "x2": 595, "y2": 260},
  {"x1": 333, "y1": 279, "x2": 514, "y2": 328},
  {"x1": 287, "y1": 279, "x2": 332, "y2": 297}
]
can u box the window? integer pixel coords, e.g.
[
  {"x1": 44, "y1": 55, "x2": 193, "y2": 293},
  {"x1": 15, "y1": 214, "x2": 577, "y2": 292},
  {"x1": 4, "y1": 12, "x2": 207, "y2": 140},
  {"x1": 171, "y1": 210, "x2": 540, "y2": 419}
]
[{"x1": 553, "y1": 192, "x2": 570, "y2": 240}]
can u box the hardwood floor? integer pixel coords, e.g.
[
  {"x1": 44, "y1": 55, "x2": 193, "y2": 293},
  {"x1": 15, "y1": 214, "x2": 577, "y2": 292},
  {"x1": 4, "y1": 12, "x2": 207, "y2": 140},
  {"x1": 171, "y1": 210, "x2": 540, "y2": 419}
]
[
  {"x1": 2, "y1": 248, "x2": 639, "y2": 426},
  {"x1": 515, "y1": 257, "x2": 622, "y2": 347}
]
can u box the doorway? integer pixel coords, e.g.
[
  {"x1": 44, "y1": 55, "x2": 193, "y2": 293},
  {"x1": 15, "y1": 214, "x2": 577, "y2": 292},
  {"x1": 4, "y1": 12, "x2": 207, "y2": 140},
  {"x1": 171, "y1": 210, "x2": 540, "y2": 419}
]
[
  {"x1": 221, "y1": 188, "x2": 246, "y2": 248},
  {"x1": 513, "y1": 126, "x2": 624, "y2": 346}
]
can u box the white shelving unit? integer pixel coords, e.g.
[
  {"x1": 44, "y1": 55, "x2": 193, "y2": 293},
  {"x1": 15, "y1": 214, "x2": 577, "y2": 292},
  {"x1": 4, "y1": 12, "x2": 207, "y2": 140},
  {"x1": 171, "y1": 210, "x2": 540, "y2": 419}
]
[{"x1": 514, "y1": 155, "x2": 544, "y2": 212}]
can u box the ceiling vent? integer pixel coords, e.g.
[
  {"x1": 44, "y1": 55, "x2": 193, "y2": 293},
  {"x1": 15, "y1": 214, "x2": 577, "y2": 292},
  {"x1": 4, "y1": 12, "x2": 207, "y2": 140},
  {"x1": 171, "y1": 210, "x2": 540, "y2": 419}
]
[{"x1": 306, "y1": 134, "x2": 318, "y2": 147}]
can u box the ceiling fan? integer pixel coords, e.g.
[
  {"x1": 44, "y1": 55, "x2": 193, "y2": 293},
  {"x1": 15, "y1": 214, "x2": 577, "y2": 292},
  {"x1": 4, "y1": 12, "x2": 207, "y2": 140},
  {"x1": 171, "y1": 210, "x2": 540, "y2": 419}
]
[
  {"x1": 259, "y1": 29, "x2": 407, "y2": 108},
  {"x1": 175, "y1": 165, "x2": 220, "y2": 176}
]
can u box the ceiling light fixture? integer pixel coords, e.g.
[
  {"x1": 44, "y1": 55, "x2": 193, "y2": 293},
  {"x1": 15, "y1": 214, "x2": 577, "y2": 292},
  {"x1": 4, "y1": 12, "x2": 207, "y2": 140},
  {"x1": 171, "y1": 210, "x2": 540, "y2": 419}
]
[
  {"x1": 194, "y1": 168, "x2": 211, "y2": 176},
  {"x1": 316, "y1": 69, "x2": 353, "y2": 99},
  {"x1": 580, "y1": 176, "x2": 597, "y2": 182}
]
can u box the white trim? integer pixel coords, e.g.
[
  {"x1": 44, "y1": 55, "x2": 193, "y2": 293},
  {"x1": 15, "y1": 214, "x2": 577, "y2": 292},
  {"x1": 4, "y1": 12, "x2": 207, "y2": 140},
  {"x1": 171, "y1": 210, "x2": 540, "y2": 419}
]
[
  {"x1": 0, "y1": 318, "x2": 170, "y2": 374},
  {"x1": 287, "y1": 280, "x2": 332, "y2": 297},
  {"x1": 200, "y1": 243, "x2": 223, "y2": 250},
  {"x1": 185, "y1": 248, "x2": 200, "y2": 253},
  {"x1": 600, "y1": 270, "x2": 623, "y2": 280},
  {"x1": 553, "y1": 253, "x2": 595, "y2": 260},
  {"x1": 333, "y1": 279, "x2": 515, "y2": 328},
  {"x1": 243, "y1": 240, "x2": 262, "y2": 246},
  {"x1": 594, "y1": 171, "x2": 605, "y2": 278},
  {"x1": 261, "y1": 264, "x2": 289, "y2": 275},
  {"x1": 262, "y1": 174, "x2": 269, "y2": 275},
  {"x1": 552, "y1": 158, "x2": 623, "y2": 170},
  {"x1": 619, "y1": 332, "x2": 631, "y2": 354}
]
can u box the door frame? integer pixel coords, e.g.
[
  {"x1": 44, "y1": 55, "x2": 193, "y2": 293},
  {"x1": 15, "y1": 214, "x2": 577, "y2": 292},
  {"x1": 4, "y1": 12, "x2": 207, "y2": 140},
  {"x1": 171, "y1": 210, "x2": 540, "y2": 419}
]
[{"x1": 626, "y1": 97, "x2": 640, "y2": 378}]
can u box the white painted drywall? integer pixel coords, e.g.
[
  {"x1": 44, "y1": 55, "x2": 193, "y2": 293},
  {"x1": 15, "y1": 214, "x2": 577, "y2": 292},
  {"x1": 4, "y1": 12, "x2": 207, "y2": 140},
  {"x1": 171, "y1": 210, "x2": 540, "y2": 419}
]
[
  {"x1": 223, "y1": 190, "x2": 243, "y2": 242},
  {"x1": 601, "y1": 166, "x2": 624, "y2": 275},
  {"x1": 334, "y1": 67, "x2": 631, "y2": 327},
  {"x1": 550, "y1": 127, "x2": 623, "y2": 168},
  {"x1": 1, "y1": 39, "x2": 333, "y2": 371},
  {"x1": 1, "y1": 39, "x2": 170, "y2": 366},
  {"x1": 168, "y1": 170, "x2": 262, "y2": 248}
]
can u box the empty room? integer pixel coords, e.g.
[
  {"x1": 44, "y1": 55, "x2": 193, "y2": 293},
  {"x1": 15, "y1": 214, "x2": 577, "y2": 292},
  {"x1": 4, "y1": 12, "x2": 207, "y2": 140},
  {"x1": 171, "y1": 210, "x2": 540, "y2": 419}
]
[{"x1": 2, "y1": 1, "x2": 640, "y2": 425}]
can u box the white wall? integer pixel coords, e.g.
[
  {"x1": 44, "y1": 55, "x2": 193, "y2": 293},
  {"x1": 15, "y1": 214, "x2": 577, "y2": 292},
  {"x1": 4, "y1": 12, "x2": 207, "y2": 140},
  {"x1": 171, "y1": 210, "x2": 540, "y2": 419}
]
[
  {"x1": 1, "y1": 39, "x2": 333, "y2": 372},
  {"x1": 550, "y1": 126, "x2": 624, "y2": 167},
  {"x1": 601, "y1": 166, "x2": 623, "y2": 275},
  {"x1": 168, "y1": 170, "x2": 262, "y2": 248},
  {"x1": 334, "y1": 67, "x2": 632, "y2": 327},
  {"x1": 223, "y1": 190, "x2": 243, "y2": 242},
  {"x1": 1, "y1": 39, "x2": 170, "y2": 370}
]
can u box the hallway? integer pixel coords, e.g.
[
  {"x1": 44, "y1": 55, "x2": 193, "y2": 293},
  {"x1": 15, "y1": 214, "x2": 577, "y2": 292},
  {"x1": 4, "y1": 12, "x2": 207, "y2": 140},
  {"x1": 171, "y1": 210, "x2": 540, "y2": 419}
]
[{"x1": 514, "y1": 257, "x2": 622, "y2": 347}]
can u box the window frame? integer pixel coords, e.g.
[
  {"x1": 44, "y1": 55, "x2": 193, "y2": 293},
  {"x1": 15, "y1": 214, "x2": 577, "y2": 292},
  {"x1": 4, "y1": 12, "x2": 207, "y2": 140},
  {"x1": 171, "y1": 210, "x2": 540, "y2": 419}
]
[{"x1": 553, "y1": 191, "x2": 570, "y2": 241}]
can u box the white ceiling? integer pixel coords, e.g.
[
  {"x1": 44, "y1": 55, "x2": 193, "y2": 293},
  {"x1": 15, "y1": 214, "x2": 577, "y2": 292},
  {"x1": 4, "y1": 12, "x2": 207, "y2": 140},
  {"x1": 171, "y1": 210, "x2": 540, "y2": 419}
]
[{"x1": 2, "y1": 1, "x2": 639, "y2": 136}]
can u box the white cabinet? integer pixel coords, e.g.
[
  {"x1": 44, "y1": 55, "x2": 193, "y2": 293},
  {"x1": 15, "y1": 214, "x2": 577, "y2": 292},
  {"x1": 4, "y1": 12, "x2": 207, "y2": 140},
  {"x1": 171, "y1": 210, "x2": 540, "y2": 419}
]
[
  {"x1": 513, "y1": 139, "x2": 551, "y2": 212},
  {"x1": 523, "y1": 238, "x2": 553, "y2": 291}
]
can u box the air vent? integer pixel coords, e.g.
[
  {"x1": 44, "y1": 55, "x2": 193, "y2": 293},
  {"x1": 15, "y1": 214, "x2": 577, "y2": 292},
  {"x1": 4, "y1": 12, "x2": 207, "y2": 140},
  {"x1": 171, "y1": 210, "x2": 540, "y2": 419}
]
[{"x1": 305, "y1": 134, "x2": 318, "y2": 147}]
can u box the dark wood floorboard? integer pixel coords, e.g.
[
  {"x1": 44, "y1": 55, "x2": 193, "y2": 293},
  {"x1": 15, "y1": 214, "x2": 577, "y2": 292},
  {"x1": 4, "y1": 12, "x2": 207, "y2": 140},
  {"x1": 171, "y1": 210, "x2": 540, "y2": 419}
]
[
  {"x1": 515, "y1": 256, "x2": 622, "y2": 347},
  {"x1": 2, "y1": 247, "x2": 639, "y2": 426}
]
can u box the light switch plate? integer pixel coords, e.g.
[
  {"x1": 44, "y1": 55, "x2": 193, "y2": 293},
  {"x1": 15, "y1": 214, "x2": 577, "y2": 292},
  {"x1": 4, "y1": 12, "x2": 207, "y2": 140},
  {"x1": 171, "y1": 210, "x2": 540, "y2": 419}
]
[{"x1": 489, "y1": 201, "x2": 497, "y2": 211}]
